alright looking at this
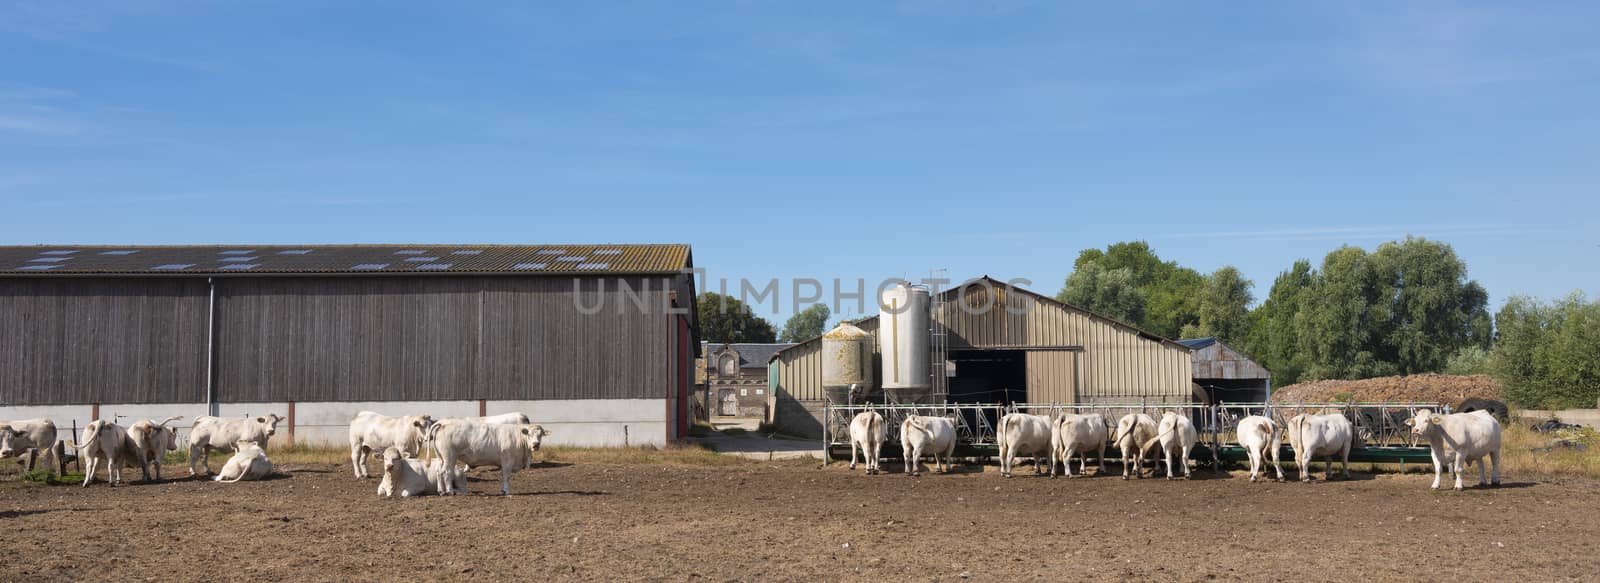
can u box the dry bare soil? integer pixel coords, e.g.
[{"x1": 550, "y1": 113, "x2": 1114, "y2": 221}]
[{"x1": 4, "y1": 458, "x2": 1599, "y2": 582}]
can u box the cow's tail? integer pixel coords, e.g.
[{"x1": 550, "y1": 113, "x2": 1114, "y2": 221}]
[
  {"x1": 1140, "y1": 421, "x2": 1174, "y2": 456},
  {"x1": 869, "y1": 412, "x2": 882, "y2": 441},
  {"x1": 997, "y1": 414, "x2": 1013, "y2": 452}
]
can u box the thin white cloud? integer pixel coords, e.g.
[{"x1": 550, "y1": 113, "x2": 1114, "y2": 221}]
[{"x1": 1166, "y1": 224, "x2": 1575, "y2": 242}]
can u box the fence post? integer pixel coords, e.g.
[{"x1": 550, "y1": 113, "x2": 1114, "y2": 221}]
[{"x1": 286, "y1": 401, "x2": 296, "y2": 447}]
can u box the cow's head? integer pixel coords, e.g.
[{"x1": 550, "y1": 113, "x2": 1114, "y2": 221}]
[
  {"x1": 256, "y1": 414, "x2": 283, "y2": 437},
  {"x1": 154, "y1": 416, "x2": 183, "y2": 451},
  {"x1": 521, "y1": 425, "x2": 549, "y2": 452},
  {"x1": 382, "y1": 447, "x2": 406, "y2": 474},
  {"x1": 1405, "y1": 409, "x2": 1444, "y2": 437},
  {"x1": 0, "y1": 424, "x2": 16, "y2": 458}
]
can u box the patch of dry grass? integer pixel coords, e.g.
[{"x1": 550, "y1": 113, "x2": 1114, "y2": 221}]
[{"x1": 1499, "y1": 421, "x2": 1600, "y2": 480}]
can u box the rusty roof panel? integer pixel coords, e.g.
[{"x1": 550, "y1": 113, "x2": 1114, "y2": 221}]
[{"x1": 0, "y1": 244, "x2": 690, "y2": 276}]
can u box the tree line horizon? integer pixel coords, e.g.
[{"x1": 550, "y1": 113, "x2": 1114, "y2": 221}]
[{"x1": 696, "y1": 238, "x2": 1597, "y2": 410}]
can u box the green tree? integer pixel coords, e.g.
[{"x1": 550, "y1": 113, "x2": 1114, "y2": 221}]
[
  {"x1": 1183, "y1": 266, "x2": 1254, "y2": 344},
  {"x1": 1443, "y1": 346, "x2": 1491, "y2": 375},
  {"x1": 1491, "y1": 293, "x2": 1600, "y2": 409},
  {"x1": 1056, "y1": 262, "x2": 1146, "y2": 325},
  {"x1": 1245, "y1": 259, "x2": 1314, "y2": 385},
  {"x1": 1369, "y1": 237, "x2": 1492, "y2": 374},
  {"x1": 1296, "y1": 245, "x2": 1393, "y2": 380},
  {"x1": 1060, "y1": 241, "x2": 1202, "y2": 337},
  {"x1": 779, "y1": 303, "x2": 831, "y2": 343},
  {"x1": 696, "y1": 292, "x2": 777, "y2": 343}
]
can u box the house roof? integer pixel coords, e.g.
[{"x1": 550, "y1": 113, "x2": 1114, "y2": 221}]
[
  {"x1": 1177, "y1": 337, "x2": 1218, "y2": 350},
  {"x1": 703, "y1": 342, "x2": 795, "y2": 369},
  {"x1": 0, "y1": 244, "x2": 692, "y2": 276}
]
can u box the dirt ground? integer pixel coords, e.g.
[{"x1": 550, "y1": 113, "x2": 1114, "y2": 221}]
[{"x1": 4, "y1": 458, "x2": 1599, "y2": 582}]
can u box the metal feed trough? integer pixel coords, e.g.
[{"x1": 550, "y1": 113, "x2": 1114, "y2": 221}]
[{"x1": 823, "y1": 401, "x2": 1448, "y2": 466}]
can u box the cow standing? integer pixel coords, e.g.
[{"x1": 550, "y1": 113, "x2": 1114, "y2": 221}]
[
  {"x1": 1286, "y1": 413, "x2": 1353, "y2": 482},
  {"x1": 1236, "y1": 415, "x2": 1284, "y2": 483},
  {"x1": 348, "y1": 412, "x2": 434, "y2": 478},
  {"x1": 997, "y1": 413, "x2": 1053, "y2": 477},
  {"x1": 127, "y1": 416, "x2": 183, "y2": 481},
  {"x1": 1111, "y1": 413, "x2": 1158, "y2": 480},
  {"x1": 79, "y1": 419, "x2": 148, "y2": 487},
  {"x1": 1049, "y1": 413, "x2": 1107, "y2": 478},
  {"x1": 1406, "y1": 409, "x2": 1502, "y2": 491},
  {"x1": 213, "y1": 441, "x2": 272, "y2": 483},
  {"x1": 188, "y1": 414, "x2": 282, "y2": 477},
  {"x1": 847, "y1": 410, "x2": 886, "y2": 475},
  {"x1": 429, "y1": 419, "x2": 548, "y2": 496},
  {"x1": 1141, "y1": 411, "x2": 1198, "y2": 480},
  {"x1": 899, "y1": 415, "x2": 956, "y2": 477},
  {"x1": 0, "y1": 418, "x2": 65, "y2": 477}
]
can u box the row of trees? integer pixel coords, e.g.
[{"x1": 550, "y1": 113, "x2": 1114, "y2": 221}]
[
  {"x1": 695, "y1": 292, "x2": 832, "y2": 345},
  {"x1": 695, "y1": 238, "x2": 1594, "y2": 409},
  {"x1": 1058, "y1": 238, "x2": 1598, "y2": 409}
]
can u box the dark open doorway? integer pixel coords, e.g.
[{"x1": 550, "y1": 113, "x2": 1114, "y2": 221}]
[{"x1": 947, "y1": 349, "x2": 1027, "y2": 405}]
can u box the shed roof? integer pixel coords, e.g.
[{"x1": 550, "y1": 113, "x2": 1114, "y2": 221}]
[{"x1": 0, "y1": 244, "x2": 691, "y2": 276}]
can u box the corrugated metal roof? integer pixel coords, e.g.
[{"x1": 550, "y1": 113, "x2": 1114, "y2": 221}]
[
  {"x1": 1177, "y1": 337, "x2": 1217, "y2": 350},
  {"x1": 0, "y1": 244, "x2": 691, "y2": 276}
]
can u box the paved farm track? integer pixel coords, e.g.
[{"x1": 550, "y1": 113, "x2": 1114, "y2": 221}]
[{"x1": 3, "y1": 460, "x2": 1598, "y2": 581}]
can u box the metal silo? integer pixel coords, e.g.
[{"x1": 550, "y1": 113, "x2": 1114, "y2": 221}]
[
  {"x1": 879, "y1": 282, "x2": 932, "y2": 403},
  {"x1": 821, "y1": 322, "x2": 874, "y2": 404}
]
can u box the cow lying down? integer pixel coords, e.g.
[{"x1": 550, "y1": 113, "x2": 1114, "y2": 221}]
[
  {"x1": 378, "y1": 447, "x2": 466, "y2": 497},
  {"x1": 213, "y1": 441, "x2": 272, "y2": 483}
]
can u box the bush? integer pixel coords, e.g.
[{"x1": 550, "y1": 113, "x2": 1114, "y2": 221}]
[
  {"x1": 1443, "y1": 346, "x2": 1491, "y2": 375},
  {"x1": 1491, "y1": 293, "x2": 1600, "y2": 409}
]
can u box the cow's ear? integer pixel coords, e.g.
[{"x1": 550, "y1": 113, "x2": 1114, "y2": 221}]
[
  {"x1": 1403, "y1": 417, "x2": 1414, "y2": 427},
  {"x1": 1429, "y1": 414, "x2": 1443, "y2": 425}
]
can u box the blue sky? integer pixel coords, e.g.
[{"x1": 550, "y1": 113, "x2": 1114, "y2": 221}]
[{"x1": 2, "y1": 1, "x2": 1596, "y2": 324}]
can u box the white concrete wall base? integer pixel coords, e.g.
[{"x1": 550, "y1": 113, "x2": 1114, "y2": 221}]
[{"x1": 2, "y1": 399, "x2": 668, "y2": 449}]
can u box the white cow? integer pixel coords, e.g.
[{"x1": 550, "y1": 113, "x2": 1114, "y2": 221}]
[
  {"x1": 847, "y1": 410, "x2": 886, "y2": 475},
  {"x1": 1049, "y1": 413, "x2": 1107, "y2": 478},
  {"x1": 1141, "y1": 411, "x2": 1198, "y2": 480},
  {"x1": 429, "y1": 419, "x2": 549, "y2": 496},
  {"x1": 127, "y1": 416, "x2": 183, "y2": 481},
  {"x1": 899, "y1": 415, "x2": 957, "y2": 477},
  {"x1": 1406, "y1": 409, "x2": 1502, "y2": 491},
  {"x1": 213, "y1": 441, "x2": 272, "y2": 483},
  {"x1": 0, "y1": 418, "x2": 64, "y2": 476},
  {"x1": 188, "y1": 414, "x2": 283, "y2": 476},
  {"x1": 1110, "y1": 413, "x2": 1158, "y2": 480},
  {"x1": 422, "y1": 413, "x2": 531, "y2": 467},
  {"x1": 348, "y1": 412, "x2": 435, "y2": 478},
  {"x1": 79, "y1": 419, "x2": 147, "y2": 487},
  {"x1": 1236, "y1": 415, "x2": 1285, "y2": 483},
  {"x1": 377, "y1": 447, "x2": 465, "y2": 497},
  {"x1": 997, "y1": 413, "x2": 1054, "y2": 477},
  {"x1": 1286, "y1": 413, "x2": 1353, "y2": 482}
]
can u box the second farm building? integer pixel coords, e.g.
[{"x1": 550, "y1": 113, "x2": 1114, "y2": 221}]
[{"x1": 767, "y1": 277, "x2": 1218, "y2": 437}]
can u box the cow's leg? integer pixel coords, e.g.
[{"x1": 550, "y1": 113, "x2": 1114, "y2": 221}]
[
  {"x1": 351, "y1": 443, "x2": 367, "y2": 479},
  {"x1": 1440, "y1": 445, "x2": 1452, "y2": 486},
  {"x1": 1269, "y1": 442, "x2": 1284, "y2": 482},
  {"x1": 849, "y1": 438, "x2": 859, "y2": 471},
  {"x1": 872, "y1": 439, "x2": 883, "y2": 475},
  {"x1": 1341, "y1": 442, "x2": 1352, "y2": 480},
  {"x1": 1181, "y1": 444, "x2": 1193, "y2": 479},
  {"x1": 1094, "y1": 444, "x2": 1105, "y2": 477},
  {"x1": 500, "y1": 466, "x2": 513, "y2": 496},
  {"x1": 1247, "y1": 445, "x2": 1261, "y2": 482},
  {"x1": 1452, "y1": 453, "x2": 1465, "y2": 491},
  {"x1": 902, "y1": 442, "x2": 914, "y2": 476},
  {"x1": 1476, "y1": 456, "x2": 1489, "y2": 487},
  {"x1": 1120, "y1": 447, "x2": 1131, "y2": 480},
  {"x1": 1489, "y1": 450, "x2": 1501, "y2": 487},
  {"x1": 189, "y1": 443, "x2": 203, "y2": 476},
  {"x1": 81, "y1": 457, "x2": 97, "y2": 487},
  {"x1": 1298, "y1": 447, "x2": 1312, "y2": 482}
]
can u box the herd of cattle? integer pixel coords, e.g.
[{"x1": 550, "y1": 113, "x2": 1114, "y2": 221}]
[
  {"x1": 0, "y1": 412, "x2": 549, "y2": 496},
  {"x1": 2, "y1": 406, "x2": 1507, "y2": 494},
  {"x1": 849, "y1": 408, "x2": 1506, "y2": 490}
]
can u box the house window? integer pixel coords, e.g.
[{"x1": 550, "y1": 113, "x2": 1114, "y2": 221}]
[{"x1": 720, "y1": 355, "x2": 739, "y2": 376}]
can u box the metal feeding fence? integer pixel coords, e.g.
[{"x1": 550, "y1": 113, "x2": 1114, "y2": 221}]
[{"x1": 822, "y1": 401, "x2": 1450, "y2": 465}]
